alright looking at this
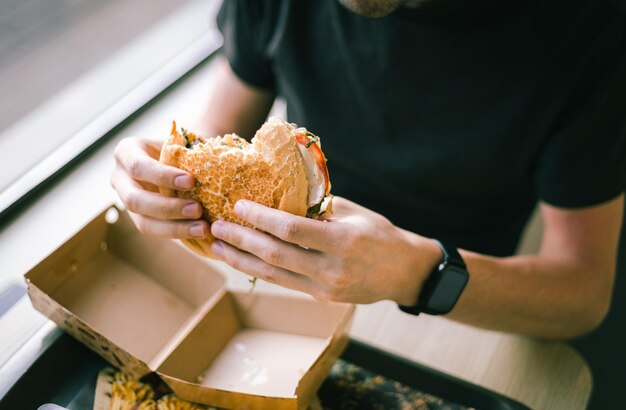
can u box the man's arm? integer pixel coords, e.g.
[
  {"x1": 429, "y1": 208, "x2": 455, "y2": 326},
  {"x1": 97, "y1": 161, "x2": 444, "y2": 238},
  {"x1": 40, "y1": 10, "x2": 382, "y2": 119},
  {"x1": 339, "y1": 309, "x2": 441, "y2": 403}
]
[
  {"x1": 209, "y1": 194, "x2": 623, "y2": 340},
  {"x1": 110, "y1": 58, "x2": 274, "y2": 239},
  {"x1": 448, "y1": 195, "x2": 623, "y2": 339},
  {"x1": 194, "y1": 58, "x2": 276, "y2": 139},
  {"x1": 110, "y1": 57, "x2": 623, "y2": 339}
]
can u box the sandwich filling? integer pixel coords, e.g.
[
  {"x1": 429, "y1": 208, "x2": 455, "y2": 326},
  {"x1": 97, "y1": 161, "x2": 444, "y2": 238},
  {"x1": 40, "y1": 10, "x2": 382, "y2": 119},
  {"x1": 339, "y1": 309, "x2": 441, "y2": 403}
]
[
  {"x1": 293, "y1": 129, "x2": 332, "y2": 217},
  {"x1": 180, "y1": 128, "x2": 205, "y2": 149}
]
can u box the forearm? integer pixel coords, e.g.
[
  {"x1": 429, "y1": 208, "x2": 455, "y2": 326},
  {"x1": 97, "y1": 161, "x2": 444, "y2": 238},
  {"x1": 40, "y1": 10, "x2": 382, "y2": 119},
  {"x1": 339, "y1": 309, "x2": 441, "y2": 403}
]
[
  {"x1": 392, "y1": 196, "x2": 623, "y2": 339},
  {"x1": 193, "y1": 58, "x2": 275, "y2": 139},
  {"x1": 445, "y1": 250, "x2": 613, "y2": 339}
]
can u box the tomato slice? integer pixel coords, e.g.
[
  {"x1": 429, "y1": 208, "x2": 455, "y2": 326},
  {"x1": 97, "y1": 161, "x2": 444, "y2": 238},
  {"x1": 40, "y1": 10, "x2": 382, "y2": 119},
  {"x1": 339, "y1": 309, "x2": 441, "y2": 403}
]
[{"x1": 294, "y1": 133, "x2": 330, "y2": 195}]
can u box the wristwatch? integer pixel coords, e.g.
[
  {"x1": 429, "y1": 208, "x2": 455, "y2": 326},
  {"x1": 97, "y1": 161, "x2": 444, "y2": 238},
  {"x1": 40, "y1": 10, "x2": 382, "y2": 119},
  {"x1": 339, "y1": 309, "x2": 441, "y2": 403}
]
[{"x1": 399, "y1": 240, "x2": 469, "y2": 316}]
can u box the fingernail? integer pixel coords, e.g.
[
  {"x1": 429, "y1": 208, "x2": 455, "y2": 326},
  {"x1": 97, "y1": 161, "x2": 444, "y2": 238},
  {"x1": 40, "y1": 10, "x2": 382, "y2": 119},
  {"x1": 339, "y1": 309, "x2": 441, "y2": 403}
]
[
  {"x1": 234, "y1": 200, "x2": 248, "y2": 216},
  {"x1": 211, "y1": 221, "x2": 224, "y2": 237},
  {"x1": 182, "y1": 203, "x2": 200, "y2": 218},
  {"x1": 175, "y1": 175, "x2": 194, "y2": 190},
  {"x1": 189, "y1": 223, "x2": 206, "y2": 238},
  {"x1": 212, "y1": 241, "x2": 224, "y2": 256}
]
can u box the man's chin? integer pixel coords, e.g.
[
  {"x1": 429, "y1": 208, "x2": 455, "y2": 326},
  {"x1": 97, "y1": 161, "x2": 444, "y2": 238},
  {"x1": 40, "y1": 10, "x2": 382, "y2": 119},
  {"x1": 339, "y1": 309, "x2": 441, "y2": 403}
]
[{"x1": 337, "y1": 0, "x2": 406, "y2": 18}]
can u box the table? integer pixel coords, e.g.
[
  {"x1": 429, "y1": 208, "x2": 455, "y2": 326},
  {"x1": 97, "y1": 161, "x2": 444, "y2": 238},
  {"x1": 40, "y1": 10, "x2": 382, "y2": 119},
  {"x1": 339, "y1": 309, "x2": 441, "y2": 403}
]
[{"x1": 0, "y1": 54, "x2": 591, "y2": 410}]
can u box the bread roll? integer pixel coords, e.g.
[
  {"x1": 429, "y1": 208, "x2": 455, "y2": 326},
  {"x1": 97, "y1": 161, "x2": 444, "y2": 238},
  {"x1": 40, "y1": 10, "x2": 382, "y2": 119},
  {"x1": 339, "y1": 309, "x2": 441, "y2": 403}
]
[{"x1": 159, "y1": 117, "x2": 330, "y2": 258}]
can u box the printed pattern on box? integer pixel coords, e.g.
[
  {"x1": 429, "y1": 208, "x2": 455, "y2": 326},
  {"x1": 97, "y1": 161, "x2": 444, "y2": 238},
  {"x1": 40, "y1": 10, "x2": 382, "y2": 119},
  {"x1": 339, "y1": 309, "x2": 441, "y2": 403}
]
[{"x1": 26, "y1": 282, "x2": 151, "y2": 378}]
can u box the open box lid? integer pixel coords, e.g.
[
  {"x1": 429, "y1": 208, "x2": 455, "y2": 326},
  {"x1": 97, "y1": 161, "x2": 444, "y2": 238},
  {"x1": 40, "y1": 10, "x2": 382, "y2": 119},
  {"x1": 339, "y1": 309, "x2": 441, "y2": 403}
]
[{"x1": 24, "y1": 205, "x2": 228, "y2": 378}]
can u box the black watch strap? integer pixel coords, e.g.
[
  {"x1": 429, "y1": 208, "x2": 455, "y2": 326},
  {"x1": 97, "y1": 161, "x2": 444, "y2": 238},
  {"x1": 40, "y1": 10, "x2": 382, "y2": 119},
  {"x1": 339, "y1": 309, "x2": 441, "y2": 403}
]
[{"x1": 398, "y1": 240, "x2": 468, "y2": 316}]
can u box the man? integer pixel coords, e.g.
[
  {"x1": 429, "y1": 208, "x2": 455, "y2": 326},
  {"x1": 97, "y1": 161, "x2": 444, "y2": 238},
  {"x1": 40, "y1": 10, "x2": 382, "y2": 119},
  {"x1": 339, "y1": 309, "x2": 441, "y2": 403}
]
[{"x1": 111, "y1": 0, "x2": 625, "y2": 406}]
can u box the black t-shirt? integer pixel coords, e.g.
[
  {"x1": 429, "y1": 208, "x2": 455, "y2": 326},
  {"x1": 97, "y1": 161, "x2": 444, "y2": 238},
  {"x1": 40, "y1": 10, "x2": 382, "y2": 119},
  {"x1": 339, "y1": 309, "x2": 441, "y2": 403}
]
[{"x1": 217, "y1": 0, "x2": 626, "y2": 256}]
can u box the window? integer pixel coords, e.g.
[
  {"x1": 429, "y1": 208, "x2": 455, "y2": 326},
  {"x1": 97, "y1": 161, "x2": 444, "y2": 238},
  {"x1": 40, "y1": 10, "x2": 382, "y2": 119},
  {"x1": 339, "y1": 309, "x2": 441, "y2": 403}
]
[{"x1": 0, "y1": 0, "x2": 222, "y2": 217}]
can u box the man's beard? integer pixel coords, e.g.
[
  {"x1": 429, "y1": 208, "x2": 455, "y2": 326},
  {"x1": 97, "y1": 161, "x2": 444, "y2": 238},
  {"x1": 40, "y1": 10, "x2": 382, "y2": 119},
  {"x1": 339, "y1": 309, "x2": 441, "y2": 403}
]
[{"x1": 337, "y1": 0, "x2": 406, "y2": 18}]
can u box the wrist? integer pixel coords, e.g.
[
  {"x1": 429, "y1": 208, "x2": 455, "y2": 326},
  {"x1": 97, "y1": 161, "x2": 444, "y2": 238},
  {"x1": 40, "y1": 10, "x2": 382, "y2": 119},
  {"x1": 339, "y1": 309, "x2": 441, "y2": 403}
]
[{"x1": 393, "y1": 231, "x2": 443, "y2": 306}]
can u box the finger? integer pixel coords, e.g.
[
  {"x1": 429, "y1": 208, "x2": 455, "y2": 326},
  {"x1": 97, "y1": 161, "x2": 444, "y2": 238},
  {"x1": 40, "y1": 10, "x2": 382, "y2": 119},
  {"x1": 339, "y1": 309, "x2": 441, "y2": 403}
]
[
  {"x1": 112, "y1": 169, "x2": 203, "y2": 220},
  {"x1": 128, "y1": 211, "x2": 209, "y2": 238},
  {"x1": 143, "y1": 139, "x2": 167, "y2": 160},
  {"x1": 211, "y1": 240, "x2": 315, "y2": 294},
  {"x1": 114, "y1": 138, "x2": 195, "y2": 191},
  {"x1": 324, "y1": 196, "x2": 365, "y2": 216},
  {"x1": 211, "y1": 220, "x2": 326, "y2": 278},
  {"x1": 233, "y1": 200, "x2": 344, "y2": 251}
]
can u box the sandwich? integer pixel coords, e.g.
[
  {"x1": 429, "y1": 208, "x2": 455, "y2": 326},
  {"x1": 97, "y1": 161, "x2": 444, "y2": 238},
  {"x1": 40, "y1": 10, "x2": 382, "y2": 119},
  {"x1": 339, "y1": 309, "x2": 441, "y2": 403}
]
[{"x1": 159, "y1": 117, "x2": 332, "y2": 258}]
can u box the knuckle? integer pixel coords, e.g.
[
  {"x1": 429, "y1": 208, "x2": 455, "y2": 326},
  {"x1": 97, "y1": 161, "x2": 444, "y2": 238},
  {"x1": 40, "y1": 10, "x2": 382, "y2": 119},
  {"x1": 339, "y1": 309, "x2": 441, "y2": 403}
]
[
  {"x1": 222, "y1": 252, "x2": 241, "y2": 270},
  {"x1": 127, "y1": 156, "x2": 143, "y2": 179},
  {"x1": 341, "y1": 230, "x2": 364, "y2": 253},
  {"x1": 318, "y1": 222, "x2": 333, "y2": 239},
  {"x1": 264, "y1": 245, "x2": 284, "y2": 265},
  {"x1": 322, "y1": 263, "x2": 346, "y2": 286},
  {"x1": 327, "y1": 234, "x2": 347, "y2": 253},
  {"x1": 157, "y1": 199, "x2": 177, "y2": 218},
  {"x1": 316, "y1": 287, "x2": 337, "y2": 302},
  {"x1": 123, "y1": 191, "x2": 139, "y2": 213},
  {"x1": 327, "y1": 272, "x2": 350, "y2": 289},
  {"x1": 225, "y1": 228, "x2": 243, "y2": 247},
  {"x1": 217, "y1": 245, "x2": 234, "y2": 262},
  {"x1": 280, "y1": 220, "x2": 300, "y2": 241},
  {"x1": 156, "y1": 166, "x2": 171, "y2": 186},
  {"x1": 259, "y1": 267, "x2": 278, "y2": 284},
  {"x1": 219, "y1": 246, "x2": 235, "y2": 265}
]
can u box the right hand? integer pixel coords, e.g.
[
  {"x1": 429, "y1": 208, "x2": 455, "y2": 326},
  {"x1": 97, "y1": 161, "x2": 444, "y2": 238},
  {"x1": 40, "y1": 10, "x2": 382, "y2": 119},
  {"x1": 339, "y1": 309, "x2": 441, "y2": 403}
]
[{"x1": 111, "y1": 137, "x2": 210, "y2": 238}]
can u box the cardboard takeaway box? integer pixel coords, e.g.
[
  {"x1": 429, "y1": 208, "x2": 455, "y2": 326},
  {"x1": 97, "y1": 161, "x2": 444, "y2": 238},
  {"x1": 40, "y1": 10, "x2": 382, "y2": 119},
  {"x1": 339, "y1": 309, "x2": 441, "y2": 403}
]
[{"x1": 24, "y1": 206, "x2": 355, "y2": 409}]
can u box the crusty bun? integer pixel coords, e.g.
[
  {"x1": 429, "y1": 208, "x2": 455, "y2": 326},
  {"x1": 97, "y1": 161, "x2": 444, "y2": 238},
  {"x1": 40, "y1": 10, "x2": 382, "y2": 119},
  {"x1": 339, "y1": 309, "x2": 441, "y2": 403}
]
[{"x1": 159, "y1": 117, "x2": 331, "y2": 258}]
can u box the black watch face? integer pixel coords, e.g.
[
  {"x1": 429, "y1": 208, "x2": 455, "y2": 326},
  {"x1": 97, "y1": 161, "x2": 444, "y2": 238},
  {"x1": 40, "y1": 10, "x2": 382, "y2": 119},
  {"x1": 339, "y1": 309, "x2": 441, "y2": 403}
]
[{"x1": 426, "y1": 266, "x2": 468, "y2": 313}]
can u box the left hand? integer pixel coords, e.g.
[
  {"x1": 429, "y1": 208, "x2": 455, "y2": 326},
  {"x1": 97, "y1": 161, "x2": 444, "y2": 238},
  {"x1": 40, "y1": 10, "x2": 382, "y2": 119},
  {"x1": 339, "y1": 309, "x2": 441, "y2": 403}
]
[{"x1": 210, "y1": 196, "x2": 441, "y2": 304}]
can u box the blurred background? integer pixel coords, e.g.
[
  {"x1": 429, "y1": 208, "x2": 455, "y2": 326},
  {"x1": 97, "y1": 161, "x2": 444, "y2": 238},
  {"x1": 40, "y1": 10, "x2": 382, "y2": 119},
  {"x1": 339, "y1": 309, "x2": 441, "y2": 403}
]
[{"x1": 0, "y1": 0, "x2": 219, "y2": 211}]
